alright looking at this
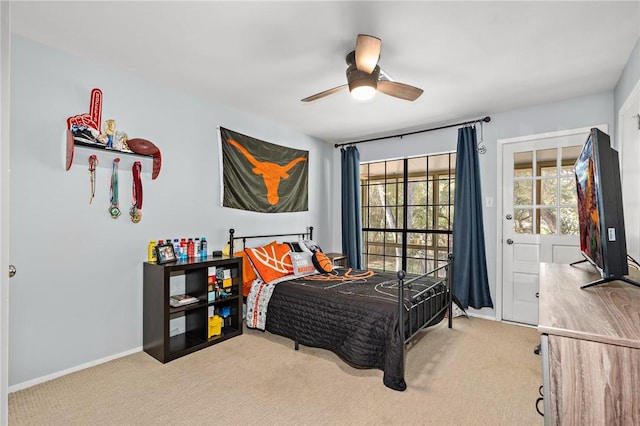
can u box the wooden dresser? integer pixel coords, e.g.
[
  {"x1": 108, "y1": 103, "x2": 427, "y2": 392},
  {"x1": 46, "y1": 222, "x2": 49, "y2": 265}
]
[{"x1": 538, "y1": 262, "x2": 640, "y2": 425}]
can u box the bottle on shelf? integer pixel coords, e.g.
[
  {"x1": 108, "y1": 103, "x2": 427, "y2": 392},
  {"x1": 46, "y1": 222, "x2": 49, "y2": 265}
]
[
  {"x1": 195, "y1": 238, "x2": 200, "y2": 257},
  {"x1": 180, "y1": 238, "x2": 187, "y2": 259},
  {"x1": 148, "y1": 240, "x2": 157, "y2": 262},
  {"x1": 200, "y1": 237, "x2": 208, "y2": 257},
  {"x1": 173, "y1": 238, "x2": 180, "y2": 257},
  {"x1": 187, "y1": 238, "x2": 195, "y2": 258}
]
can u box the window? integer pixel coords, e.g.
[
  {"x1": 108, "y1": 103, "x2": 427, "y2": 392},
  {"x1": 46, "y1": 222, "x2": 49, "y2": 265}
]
[
  {"x1": 512, "y1": 146, "x2": 581, "y2": 235},
  {"x1": 360, "y1": 153, "x2": 456, "y2": 276}
]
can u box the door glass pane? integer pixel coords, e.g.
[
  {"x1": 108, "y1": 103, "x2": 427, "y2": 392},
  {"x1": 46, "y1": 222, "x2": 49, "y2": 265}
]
[
  {"x1": 560, "y1": 176, "x2": 577, "y2": 205},
  {"x1": 514, "y1": 180, "x2": 533, "y2": 205},
  {"x1": 561, "y1": 146, "x2": 582, "y2": 175},
  {"x1": 514, "y1": 208, "x2": 533, "y2": 234},
  {"x1": 538, "y1": 208, "x2": 557, "y2": 235},
  {"x1": 539, "y1": 179, "x2": 557, "y2": 205},
  {"x1": 514, "y1": 151, "x2": 533, "y2": 177},
  {"x1": 537, "y1": 149, "x2": 557, "y2": 176},
  {"x1": 560, "y1": 207, "x2": 579, "y2": 235}
]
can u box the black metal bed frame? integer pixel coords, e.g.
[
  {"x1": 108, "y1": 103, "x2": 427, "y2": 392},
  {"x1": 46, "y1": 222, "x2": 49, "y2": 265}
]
[
  {"x1": 228, "y1": 227, "x2": 313, "y2": 255},
  {"x1": 397, "y1": 253, "x2": 454, "y2": 345},
  {"x1": 228, "y1": 225, "x2": 453, "y2": 339}
]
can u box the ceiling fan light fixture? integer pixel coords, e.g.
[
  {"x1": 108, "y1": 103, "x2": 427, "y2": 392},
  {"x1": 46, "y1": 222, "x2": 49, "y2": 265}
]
[
  {"x1": 350, "y1": 82, "x2": 377, "y2": 101},
  {"x1": 347, "y1": 66, "x2": 378, "y2": 101}
]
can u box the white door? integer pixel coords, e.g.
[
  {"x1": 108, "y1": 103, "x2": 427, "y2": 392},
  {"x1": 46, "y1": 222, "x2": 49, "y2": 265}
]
[
  {"x1": 500, "y1": 127, "x2": 600, "y2": 325},
  {"x1": 619, "y1": 81, "x2": 640, "y2": 262},
  {"x1": 1, "y1": 2, "x2": 10, "y2": 423}
]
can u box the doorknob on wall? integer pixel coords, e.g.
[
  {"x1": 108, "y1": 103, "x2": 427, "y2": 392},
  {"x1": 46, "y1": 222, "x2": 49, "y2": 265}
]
[
  {"x1": 9, "y1": 264, "x2": 16, "y2": 278},
  {"x1": 505, "y1": 214, "x2": 513, "y2": 220},
  {"x1": 506, "y1": 239, "x2": 514, "y2": 245}
]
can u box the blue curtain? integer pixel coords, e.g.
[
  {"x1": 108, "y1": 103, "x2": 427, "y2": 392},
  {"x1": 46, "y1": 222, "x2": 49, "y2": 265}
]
[
  {"x1": 341, "y1": 146, "x2": 363, "y2": 269},
  {"x1": 452, "y1": 126, "x2": 493, "y2": 309}
]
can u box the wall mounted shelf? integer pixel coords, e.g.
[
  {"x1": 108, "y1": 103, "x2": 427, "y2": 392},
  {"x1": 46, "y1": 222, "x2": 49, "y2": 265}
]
[
  {"x1": 65, "y1": 128, "x2": 153, "y2": 174},
  {"x1": 72, "y1": 142, "x2": 153, "y2": 173}
]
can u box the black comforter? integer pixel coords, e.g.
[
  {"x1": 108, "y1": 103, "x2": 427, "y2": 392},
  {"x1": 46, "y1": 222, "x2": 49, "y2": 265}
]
[{"x1": 259, "y1": 270, "x2": 448, "y2": 391}]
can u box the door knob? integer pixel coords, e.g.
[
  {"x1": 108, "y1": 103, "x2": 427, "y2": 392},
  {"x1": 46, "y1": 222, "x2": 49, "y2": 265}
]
[
  {"x1": 9, "y1": 264, "x2": 16, "y2": 278},
  {"x1": 506, "y1": 239, "x2": 514, "y2": 245},
  {"x1": 506, "y1": 214, "x2": 513, "y2": 220}
]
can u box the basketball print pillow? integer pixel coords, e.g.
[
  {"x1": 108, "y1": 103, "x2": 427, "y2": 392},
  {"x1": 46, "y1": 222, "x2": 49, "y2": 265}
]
[
  {"x1": 312, "y1": 251, "x2": 333, "y2": 274},
  {"x1": 245, "y1": 243, "x2": 293, "y2": 283}
]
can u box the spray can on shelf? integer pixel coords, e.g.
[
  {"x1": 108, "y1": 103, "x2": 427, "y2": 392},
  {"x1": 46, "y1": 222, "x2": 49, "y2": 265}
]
[
  {"x1": 148, "y1": 240, "x2": 157, "y2": 262},
  {"x1": 200, "y1": 237, "x2": 208, "y2": 257}
]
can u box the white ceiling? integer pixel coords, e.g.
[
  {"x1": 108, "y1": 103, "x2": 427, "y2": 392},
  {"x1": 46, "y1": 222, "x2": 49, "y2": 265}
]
[{"x1": 9, "y1": 1, "x2": 640, "y2": 144}]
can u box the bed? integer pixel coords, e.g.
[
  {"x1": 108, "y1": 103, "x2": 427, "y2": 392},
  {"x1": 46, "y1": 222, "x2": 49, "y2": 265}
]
[{"x1": 229, "y1": 227, "x2": 453, "y2": 391}]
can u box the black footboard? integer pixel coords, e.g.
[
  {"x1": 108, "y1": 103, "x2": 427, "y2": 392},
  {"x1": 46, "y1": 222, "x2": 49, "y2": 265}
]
[{"x1": 397, "y1": 253, "x2": 453, "y2": 345}]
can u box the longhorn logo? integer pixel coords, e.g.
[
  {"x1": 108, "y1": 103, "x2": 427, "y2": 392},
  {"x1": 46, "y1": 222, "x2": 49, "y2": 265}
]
[{"x1": 227, "y1": 139, "x2": 307, "y2": 205}]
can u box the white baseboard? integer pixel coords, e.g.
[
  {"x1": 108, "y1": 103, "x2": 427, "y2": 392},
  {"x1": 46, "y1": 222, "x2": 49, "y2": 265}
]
[
  {"x1": 465, "y1": 311, "x2": 497, "y2": 321},
  {"x1": 8, "y1": 346, "x2": 142, "y2": 393}
]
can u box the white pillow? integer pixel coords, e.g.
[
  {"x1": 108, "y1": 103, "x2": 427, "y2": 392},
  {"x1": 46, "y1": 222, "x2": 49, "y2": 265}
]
[{"x1": 290, "y1": 252, "x2": 317, "y2": 277}]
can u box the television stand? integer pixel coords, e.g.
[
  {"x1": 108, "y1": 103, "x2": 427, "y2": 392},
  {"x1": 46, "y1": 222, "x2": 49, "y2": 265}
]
[
  {"x1": 580, "y1": 276, "x2": 640, "y2": 289},
  {"x1": 569, "y1": 258, "x2": 640, "y2": 289}
]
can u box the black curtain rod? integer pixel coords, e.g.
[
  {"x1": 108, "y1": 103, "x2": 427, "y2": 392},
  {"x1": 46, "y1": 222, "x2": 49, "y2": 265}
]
[{"x1": 334, "y1": 116, "x2": 491, "y2": 148}]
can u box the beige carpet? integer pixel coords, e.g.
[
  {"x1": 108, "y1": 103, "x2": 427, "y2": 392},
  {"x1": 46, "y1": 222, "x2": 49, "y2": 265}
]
[{"x1": 9, "y1": 317, "x2": 543, "y2": 425}]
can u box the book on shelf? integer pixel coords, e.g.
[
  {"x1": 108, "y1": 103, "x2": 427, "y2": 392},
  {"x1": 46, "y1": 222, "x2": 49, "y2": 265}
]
[{"x1": 169, "y1": 294, "x2": 199, "y2": 307}]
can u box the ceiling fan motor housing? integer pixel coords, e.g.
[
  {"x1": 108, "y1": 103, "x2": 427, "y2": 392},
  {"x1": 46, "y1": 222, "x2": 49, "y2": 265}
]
[{"x1": 347, "y1": 64, "x2": 379, "y2": 92}]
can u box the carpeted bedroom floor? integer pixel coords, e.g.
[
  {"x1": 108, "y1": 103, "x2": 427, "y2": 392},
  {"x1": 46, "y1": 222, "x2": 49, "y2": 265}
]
[{"x1": 9, "y1": 317, "x2": 543, "y2": 425}]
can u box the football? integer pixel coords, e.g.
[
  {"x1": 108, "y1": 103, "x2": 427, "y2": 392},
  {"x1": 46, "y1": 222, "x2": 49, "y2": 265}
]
[{"x1": 127, "y1": 138, "x2": 159, "y2": 155}]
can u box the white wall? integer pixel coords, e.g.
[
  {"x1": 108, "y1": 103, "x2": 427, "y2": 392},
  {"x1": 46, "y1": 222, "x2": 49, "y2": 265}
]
[
  {"x1": 331, "y1": 92, "x2": 615, "y2": 319},
  {"x1": 9, "y1": 36, "x2": 333, "y2": 387},
  {"x1": 614, "y1": 37, "x2": 640, "y2": 261}
]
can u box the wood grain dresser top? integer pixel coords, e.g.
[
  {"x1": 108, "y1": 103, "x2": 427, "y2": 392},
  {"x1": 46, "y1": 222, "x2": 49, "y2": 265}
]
[{"x1": 538, "y1": 262, "x2": 640, "y2": 349}]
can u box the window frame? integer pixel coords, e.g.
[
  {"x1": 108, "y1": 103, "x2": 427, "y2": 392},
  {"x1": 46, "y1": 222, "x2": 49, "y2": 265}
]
[{"x1": 360, "y1": 153, "x2": 456, "y2": 275}]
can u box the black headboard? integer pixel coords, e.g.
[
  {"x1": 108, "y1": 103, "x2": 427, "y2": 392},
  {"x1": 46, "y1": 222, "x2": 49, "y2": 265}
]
[{"x1": 228, "y1": 227, "x2": 313, "y2": 254}]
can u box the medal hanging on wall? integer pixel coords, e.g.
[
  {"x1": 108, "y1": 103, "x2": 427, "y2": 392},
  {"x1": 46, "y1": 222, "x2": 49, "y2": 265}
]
[
  {"x1": 108, "y1": 158, "x2": 121, "y2": 219},
  {"x1": 130, "y1": 161, "x2": 143, "y2": 223},
  {"x1": 88, "y1": 155, "x2": 98, "y2": 204}
]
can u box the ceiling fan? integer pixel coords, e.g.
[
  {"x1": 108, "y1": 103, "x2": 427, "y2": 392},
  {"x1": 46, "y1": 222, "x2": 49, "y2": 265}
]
[{"x1": 301, "y1": 34, "x2": 424, "y2": 103}]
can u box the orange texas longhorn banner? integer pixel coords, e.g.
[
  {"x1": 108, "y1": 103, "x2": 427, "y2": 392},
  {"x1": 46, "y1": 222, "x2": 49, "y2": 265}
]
[{"x1": 219, "y1": 127, "x2": 308, "y2": 213}]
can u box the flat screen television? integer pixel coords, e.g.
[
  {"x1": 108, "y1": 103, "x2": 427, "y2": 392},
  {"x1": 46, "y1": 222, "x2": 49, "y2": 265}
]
[{"x1": 572, "y1": 128, "x2": 639, "y2": 288}]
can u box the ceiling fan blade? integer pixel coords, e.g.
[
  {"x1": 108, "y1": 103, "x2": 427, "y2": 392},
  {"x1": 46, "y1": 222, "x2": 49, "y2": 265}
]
[
  {"x1": 377, "y1": 80, "x2": 423, "y2": 101},
  {"x1": 355, "y1": 34, "x2": 381, "y2": 73},
  {"x1": 301, "y1": 84, "x2": 347, "y2": 102}
]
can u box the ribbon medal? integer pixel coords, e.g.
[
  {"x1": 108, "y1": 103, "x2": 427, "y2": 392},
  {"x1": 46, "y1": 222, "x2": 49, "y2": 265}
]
[
  {"x1": 130, "y1": 161, "x2": 143, "y2": 223},
  {"x1": 109, "y1": 158, "x2": 121, "y2": 219},
  {"x1": 88, "y1": 155, "x2": 98, "y2": 204}
]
